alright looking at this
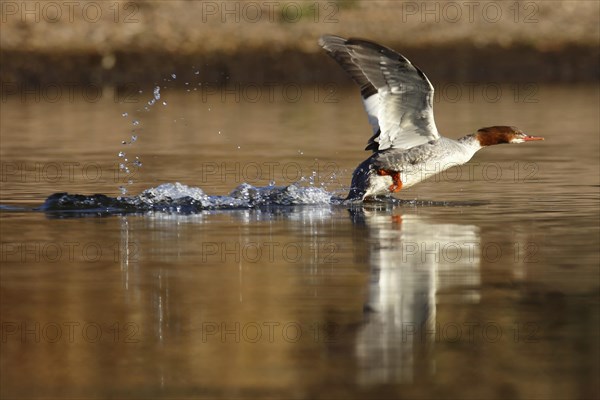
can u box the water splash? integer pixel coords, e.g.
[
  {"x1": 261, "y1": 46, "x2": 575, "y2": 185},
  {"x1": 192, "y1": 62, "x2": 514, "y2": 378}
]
[
  {"x1": 139, "y1": 182, "x2": 208, "y2": 205},
  {"x1": 38, "y1": 182, "x2": 483, "y2": 216},
  {"x1": 117, "y1": 86, "x2": 167, "y2": 196},
  {"x1": 41, "y1": 182, "x2": 338, "y2": 214}
]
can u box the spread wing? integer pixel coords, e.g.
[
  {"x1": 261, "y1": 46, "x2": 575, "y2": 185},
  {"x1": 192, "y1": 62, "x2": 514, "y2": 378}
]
[{"x1": 319, "y1": 35, "x2": 440, "y2": 152}]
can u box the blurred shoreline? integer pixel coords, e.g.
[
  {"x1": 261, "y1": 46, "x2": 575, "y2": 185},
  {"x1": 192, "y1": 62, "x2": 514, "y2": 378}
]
[
  {"x1": 1, "y1": 0, "x2": 599, "y2": 86},
  {"x1": 2, "y1": 43, "x2": 599, "y2": 88}
]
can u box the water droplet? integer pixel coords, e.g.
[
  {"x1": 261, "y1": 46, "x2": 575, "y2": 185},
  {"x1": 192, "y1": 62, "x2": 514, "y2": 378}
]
[
  {"x1": 218, "y1": 131, "x2": 221, "y2": 135},
  {"x1": 133, "y1": 160, "x2": 142, "y2": 167},
  {"x1": 237, "y1": 146, "x2": 241, "y2": 149},
  {"x1": 185, "y1": 82, "x2": 190, "y2": 86},
  {"x1": 118, "y1": 151, "x2": 125, "y2": 157},
  {"x1": 148, "y1": 99, "x2": 156, "y2": 106},
  {"x1": 153, "y1": 86, "x2": 161, "y2": 100},
  {"x1": 121, "y1": 112, "x2": 128, "y2": 117},
  {"x1": 121, "y1": 141, "x2": 127, "y2": 145},
  {"x1": 171, "y1": 73, "x2": 177, "y2": 79},
  {"x1": 162, "y1": 101, "x2": 167, "y2": 106},
  {"x1": 132, "y1": 120, "x2": 140, "y2": 126},
  {"x1": 195, "y1": 70, "x2": 200, "y2": 75},
  {"x1": 131, "y1": 135, "x2": 137, "y2": 142}
]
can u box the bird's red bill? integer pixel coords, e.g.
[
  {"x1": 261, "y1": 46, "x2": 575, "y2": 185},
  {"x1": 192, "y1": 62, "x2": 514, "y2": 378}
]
[{"x1": 524, "y1": 135, "x2": 544, "y2": 141}]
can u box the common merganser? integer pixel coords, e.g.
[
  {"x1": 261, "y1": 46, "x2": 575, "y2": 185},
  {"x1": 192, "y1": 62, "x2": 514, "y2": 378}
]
[{"x1": 319, "y1": 35, "x2": 544, "y2": 200}]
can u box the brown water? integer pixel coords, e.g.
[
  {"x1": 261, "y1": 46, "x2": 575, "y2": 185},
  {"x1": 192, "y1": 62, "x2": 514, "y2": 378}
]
[{"x1": 1, "y1": 84, "x2": 599, "y2": 399}]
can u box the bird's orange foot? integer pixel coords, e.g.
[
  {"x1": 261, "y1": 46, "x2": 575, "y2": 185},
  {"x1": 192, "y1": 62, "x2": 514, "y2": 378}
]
[{"x1": 377, "y1": 169, "x2": 403, "y2": 193}]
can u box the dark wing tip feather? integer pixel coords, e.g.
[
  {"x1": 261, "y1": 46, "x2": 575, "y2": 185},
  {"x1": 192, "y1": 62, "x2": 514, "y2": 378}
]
[
  {"x1": 319, "y1": 35, "x2": 378, "y2": 100},
  {"x1": 346, "y1": 38, "x2": 406, "y2": 60},
  {"x1": 345, "y1": 38, "x2": 411, "y2": 64},
  {"x1": 361, "y1": 85, "x2": 378, "y2": 99},
  {"x1": 365, "y1": 129, "x2": 381, "y2": 152},
  {"x1": 318, "y1": 35, "x2": 347, "y2": 50},
  {"x1": 414, "y1": 66, "x2": 428, "y2": 81},
  {"x1": 321, "y1": 35, "x2": 407, "y2": 63}
]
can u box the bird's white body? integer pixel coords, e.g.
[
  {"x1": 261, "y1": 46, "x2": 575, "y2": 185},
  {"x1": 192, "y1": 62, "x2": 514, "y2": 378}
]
[{"x1": 352, "y1": 136, "x2": 483, "y2": 198}]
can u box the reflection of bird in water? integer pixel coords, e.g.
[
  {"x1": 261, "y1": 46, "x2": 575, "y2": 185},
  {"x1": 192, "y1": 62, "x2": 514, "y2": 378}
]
[
  {"x1": 350, "y1": 207, "x2": 481, "y2": 384},
  {"x1": 319, "y1": 35, "x2": 544, "y2": 200}
]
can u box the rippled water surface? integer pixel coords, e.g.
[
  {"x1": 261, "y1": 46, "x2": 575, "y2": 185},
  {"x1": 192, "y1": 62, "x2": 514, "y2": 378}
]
[{"x1": 1, "y1": 85, "x2": 599, "y2": 399}]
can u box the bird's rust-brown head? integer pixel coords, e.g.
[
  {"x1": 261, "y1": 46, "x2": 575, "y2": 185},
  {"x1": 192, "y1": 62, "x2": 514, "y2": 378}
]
[{"x1": 475, "y1": 126, "x2": 544, "y2": 147}]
